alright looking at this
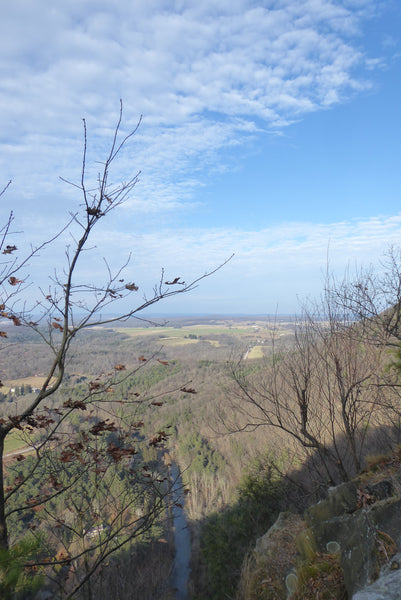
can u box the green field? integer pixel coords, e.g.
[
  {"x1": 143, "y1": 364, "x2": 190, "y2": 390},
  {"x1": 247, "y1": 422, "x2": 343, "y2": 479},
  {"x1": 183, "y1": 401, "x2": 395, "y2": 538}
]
[{"x1": 4, "y1": 431, "x2": 27, "y2": 455}]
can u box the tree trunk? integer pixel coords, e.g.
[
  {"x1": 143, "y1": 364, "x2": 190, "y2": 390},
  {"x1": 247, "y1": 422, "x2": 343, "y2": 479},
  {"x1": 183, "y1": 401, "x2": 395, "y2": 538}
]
[{"x1": 0, "y1": 431, "x2": 9, "y2": 550}]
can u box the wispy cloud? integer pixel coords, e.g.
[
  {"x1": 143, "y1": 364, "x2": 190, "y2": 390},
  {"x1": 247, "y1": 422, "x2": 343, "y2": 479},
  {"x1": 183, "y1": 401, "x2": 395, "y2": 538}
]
[
  {"x1": 1, "y1": 0, "x2": 397, "y2": 313},
  {"x1": 0, "y1": 0, "x2": 380, "y2": 219},
  {"x1": 8, "y1": 198, "x2": 401, "y2": 314},
  {"x1": 44, "y1": 211, "x2": 399, "y2": 313},
  {"x1": 116, "y1": 212, "x2": 401, "y2": 271}
]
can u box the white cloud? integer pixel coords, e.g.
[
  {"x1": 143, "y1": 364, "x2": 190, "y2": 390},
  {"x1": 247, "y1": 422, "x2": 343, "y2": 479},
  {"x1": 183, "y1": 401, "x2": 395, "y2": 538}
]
[
  {"x1": 0, "y1": 0, "x2": 381, "y2": 221},
  {"x1": 6, "y1": 197, "x2": 401, "y2": 314},
  {"x1": 56, "y1": 211, "x2": 401, "y2": 313},
  {"x1": 0, "y1": 0, "x2": 395, "y2": 315}
]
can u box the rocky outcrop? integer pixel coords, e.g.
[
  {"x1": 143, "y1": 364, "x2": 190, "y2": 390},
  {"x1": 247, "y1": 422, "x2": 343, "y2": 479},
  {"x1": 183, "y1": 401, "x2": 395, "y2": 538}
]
[
  {"x1": 248, "y1": 459, "x2": 401, "y2": 599},
  {"x1": 305, "y1": 481, "x2": 400, "y2": 597},
  {"x1": 250, "y1": 512, "x2": 305, "y2": 599},
  {"x1": 353, "y1": 552, "x2": 401, "y2": 600}
]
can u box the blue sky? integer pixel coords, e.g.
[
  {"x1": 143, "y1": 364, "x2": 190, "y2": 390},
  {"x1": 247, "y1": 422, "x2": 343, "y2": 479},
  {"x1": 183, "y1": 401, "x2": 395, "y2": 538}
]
[{"x1": 0, "y1": 0, "x2": 400, "y2": 314}]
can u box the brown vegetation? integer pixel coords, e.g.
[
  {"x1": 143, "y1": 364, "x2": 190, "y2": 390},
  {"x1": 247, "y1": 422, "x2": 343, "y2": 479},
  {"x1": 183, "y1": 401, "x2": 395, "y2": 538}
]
[{"x1": 225, "y1": 266, "x2": 401, "y2": 487}]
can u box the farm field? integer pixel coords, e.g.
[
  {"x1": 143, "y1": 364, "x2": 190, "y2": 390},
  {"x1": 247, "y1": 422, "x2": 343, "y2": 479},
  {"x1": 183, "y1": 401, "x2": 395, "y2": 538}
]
[
  {"x1": 0, "y1": 316, "x2": 298, "y2": 385},
  {"x1": 2, "y1": 375, "x2": 57, "y2": 390},
  {"x1": 4, "y1": 430, "x2": 29, "y2": 455},
  {"x1": 115, "y1": 317, "x2": 294, "y2": 342},
  {"x1": 246, "y1": 345, "x2": 264, "y2": 359},
  {"x1": 0, "y1": 315, "x2": 297, "y2": 469},
  {"x1": 111, "y1": 318, "x2": 296, "y2": 362},
  {"x1": 115, "y1": 325, "x2": 258, "y2": 337}
]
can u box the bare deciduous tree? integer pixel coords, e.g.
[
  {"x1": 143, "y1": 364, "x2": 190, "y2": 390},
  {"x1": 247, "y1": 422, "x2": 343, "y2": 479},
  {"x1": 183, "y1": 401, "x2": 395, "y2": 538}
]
[
  {"x1": 0, "y1": 104, "x2": 229, "y2": 599},
  {"x1": 226, "y1": 268, "x2": 399, "y2": 487},
  {"x1": 331, "y1": 246, "x2": 401, "y2": 347}
]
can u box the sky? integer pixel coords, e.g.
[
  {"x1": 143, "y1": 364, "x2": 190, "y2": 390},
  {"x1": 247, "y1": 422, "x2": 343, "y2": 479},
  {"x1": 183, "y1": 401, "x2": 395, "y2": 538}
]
[{"x1": 0, "y1": 0, "x2": 400, "y2": 315}]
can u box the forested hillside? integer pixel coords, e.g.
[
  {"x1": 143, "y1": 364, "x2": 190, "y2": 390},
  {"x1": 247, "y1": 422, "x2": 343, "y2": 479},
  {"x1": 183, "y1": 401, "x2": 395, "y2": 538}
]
[
  {"x1": 4, "y1": 270, "x2": 401, "y2": 600},
  {"x1": 0, "y1": 315, "x2": 298, "y2": 598}
]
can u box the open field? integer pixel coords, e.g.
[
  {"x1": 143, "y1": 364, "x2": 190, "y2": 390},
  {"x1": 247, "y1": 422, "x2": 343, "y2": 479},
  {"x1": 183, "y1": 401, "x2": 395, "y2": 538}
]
[
  {"x1": 114, "y1": 325, "x2": 258, "y2": 337},
  {"x1": 4, "y1": 430, "x2": 28, "y2": 454},
  {"x1": 246, "y1": 346, "x2": 265, "y2": 359},
  {"x1": 157, "y1": 337, "x2": 221, "y2": 347},
  {"x1": 2, "y1": 375, "x2": 57, "y2": 394},
  {"x1": 3, "y1": 375, "x2": 57, "y2": 388},
  {"x1": 0, "y1": 317, "x2": 297, "y2": 383},
  {"x1": 114, "y1": 320, "x2": 293, "y2": 342},
  {"x1": 111, "y1": 320, "x2": 295, "y2": 361}
]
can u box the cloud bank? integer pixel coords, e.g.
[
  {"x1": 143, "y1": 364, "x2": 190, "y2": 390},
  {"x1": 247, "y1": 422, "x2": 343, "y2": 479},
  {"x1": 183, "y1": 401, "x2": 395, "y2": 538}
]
[{"x1": 18, "y1": 210, "x2": 401, "y2": 314}]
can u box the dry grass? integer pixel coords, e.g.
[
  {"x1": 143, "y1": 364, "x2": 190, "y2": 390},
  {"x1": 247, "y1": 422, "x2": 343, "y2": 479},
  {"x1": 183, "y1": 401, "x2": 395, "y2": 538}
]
[
  {"x1": 3, "y1": 375, "x2": 57, "y2": 389},
  {"x1": 159, "y1": 337, "x2": 199, "y2": 346},
  {"x1": 237, "y1": 531, "x2": 347, "y2": 600},
  {"x1": 236, "y1": 513, "x2": 304, "y2": 600},
  {"x1": 360, "y1": 445, "x2": 401, "y2": 485},
  {"x1": 246, "y1": 346, "x2": 265, "y2": 359},
  {"x1": 293, "y1": 553, "x2": 347, "y2": 600}
]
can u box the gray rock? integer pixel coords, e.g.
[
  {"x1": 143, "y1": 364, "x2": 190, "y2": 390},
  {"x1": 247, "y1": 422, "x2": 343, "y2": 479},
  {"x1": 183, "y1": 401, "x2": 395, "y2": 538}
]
[
  {"x1": 341, "y1": 510, "x2": 378, "y2": 596},
  {"x1": 306, "y1": 481, "x2": 358, "y2": 528},
  {"x1": 369, "y1": 497, "x2": 401, "y2": 544},
  {"x1": 250, "y1": 475, "x2": 401, "y2": 600},
  {"x1": 353, "y1": 552, "x2": 401, "y2": 599},
  {"x1": 365, "y1": 479, "x2": 394, "y2": 501},
  {"x1": 254, "y1": 512, "x2": 299, "y2": 556},
  {"x1": 305, "y1": 487, "x2": 401, "y2": 597}
]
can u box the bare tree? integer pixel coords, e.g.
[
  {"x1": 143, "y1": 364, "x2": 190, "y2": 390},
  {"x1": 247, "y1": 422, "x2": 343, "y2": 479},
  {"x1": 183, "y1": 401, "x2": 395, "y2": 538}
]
[
  {"x1": 0, "y1": 104, "x2": 229, "y2": 599},
  {"x1": 331, "y1": 246, "x2": 401, "y2": 347},
  {"x1": 226, "y1": 275, "x2": 395, "y2": 487}
]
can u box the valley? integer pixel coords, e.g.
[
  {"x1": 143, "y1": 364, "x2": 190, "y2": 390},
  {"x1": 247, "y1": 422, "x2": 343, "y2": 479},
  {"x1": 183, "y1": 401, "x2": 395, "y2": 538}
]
[
  {"x1": 3, "y1": 309, "x2": 400, "y2": 599},
  {"x1": 0, "y1": 315, "x2": 297, "y2": 599}
]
